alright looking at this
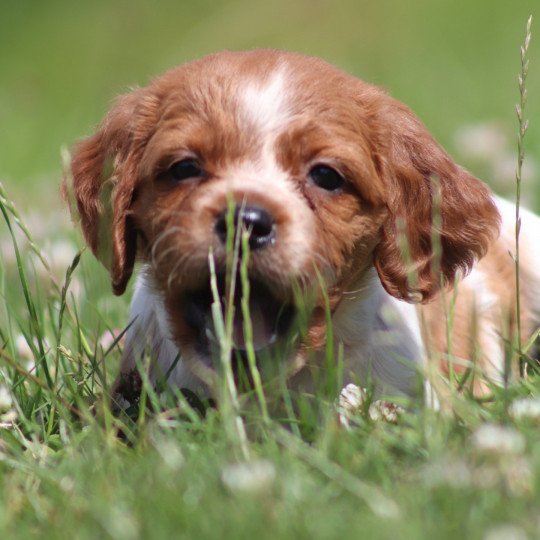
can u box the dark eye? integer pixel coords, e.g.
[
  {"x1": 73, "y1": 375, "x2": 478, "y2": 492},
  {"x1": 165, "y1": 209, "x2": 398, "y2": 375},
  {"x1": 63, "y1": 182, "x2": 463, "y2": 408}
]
[
  {"x1": 309, "y1": 164, "x2": 345, "y2": 191},
  {"x1": 168, "y1": 158, "x2": 204, "y2": 181}
]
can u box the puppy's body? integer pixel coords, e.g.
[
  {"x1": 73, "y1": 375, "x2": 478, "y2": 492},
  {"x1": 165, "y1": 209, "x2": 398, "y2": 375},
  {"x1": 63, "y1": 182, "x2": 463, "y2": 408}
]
[
  {"x1": 67, "y1": 50, "x2": 540, "y2": 403},
  {"x1": 120, "y1": 197, "x2": 540, "y2": 399}
]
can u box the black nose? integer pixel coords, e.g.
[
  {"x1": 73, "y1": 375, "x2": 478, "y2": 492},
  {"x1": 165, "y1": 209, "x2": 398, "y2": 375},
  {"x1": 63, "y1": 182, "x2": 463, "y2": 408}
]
[{"x1": 215, "y1": 205, "x2": 276, "y2": 250}]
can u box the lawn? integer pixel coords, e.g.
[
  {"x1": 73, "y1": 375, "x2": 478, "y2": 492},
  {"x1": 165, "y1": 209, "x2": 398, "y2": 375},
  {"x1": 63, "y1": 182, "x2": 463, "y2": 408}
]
[{"x1": 1, "y1": 1, "x2": 540, "y2": 538}]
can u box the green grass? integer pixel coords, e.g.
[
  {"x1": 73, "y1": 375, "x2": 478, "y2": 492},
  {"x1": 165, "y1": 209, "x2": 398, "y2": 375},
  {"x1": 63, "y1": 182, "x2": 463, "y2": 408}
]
[
  {"x1": 1, "y1": 4, "x2": 540, "y2": 539},
  {"x1": 2, "y1": 247, "x2": 540, "y2": 540}
]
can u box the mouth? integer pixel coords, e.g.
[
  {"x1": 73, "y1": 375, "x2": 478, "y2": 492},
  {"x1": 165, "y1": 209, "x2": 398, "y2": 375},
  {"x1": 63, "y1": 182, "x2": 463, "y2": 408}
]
[{"x1": 183, "y1": 273, "x2": 296, "y2": 367}]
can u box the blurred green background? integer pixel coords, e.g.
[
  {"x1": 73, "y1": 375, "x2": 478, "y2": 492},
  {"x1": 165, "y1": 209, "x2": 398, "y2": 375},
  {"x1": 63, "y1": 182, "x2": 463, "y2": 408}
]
[{"x1": 1, "y1": 0, "x2": 538, "y2": 208}]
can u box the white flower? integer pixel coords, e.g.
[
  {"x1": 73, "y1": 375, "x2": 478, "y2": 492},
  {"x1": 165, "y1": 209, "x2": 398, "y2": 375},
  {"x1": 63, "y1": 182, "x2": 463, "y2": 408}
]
[
  {"x1": 471, "y1": 423, "x2": 525, "y2": 455},
  {"x1": 368, "y1": 400, "x2": 404, "y2": 423},
  {"x1": 221, "y1": 460, "x2": 276, "y2": 493},
  {"x1": 509, "y1": 397, "x2": 540, "y2": 420},
  {"x1": 337, "y1": 384, "x2": 365, "y2": 428}
]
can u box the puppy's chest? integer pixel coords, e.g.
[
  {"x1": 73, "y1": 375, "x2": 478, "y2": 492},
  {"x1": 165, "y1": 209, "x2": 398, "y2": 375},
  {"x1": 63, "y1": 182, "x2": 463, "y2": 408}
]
[{"x1": 331, "y1": 281, "x2": 425, "y2": 396}]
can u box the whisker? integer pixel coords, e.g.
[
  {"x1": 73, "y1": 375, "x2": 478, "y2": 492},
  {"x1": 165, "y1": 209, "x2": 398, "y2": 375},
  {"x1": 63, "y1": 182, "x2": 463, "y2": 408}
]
[
  {"x1": 166, "y1": 247, "x2": 206, "y2": 292},
  {"x1": 342, "y1": 286, "x2": 370, "y2": 296},
  {"x1": 152, "y1": 243, "x2": 184, "y2": 270},
  {"x1": 151, "y1": 226, "x2": 184, "y2": 263},
  {"x1": 166, "y1": 251, "x2": 193, "y2": 292}
]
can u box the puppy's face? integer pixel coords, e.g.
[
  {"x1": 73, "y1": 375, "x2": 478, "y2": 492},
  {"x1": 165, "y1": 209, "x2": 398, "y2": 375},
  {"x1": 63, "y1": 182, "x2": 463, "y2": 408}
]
[{"x1": 68, "y1": 50, "x2": 499, "y2": 374}]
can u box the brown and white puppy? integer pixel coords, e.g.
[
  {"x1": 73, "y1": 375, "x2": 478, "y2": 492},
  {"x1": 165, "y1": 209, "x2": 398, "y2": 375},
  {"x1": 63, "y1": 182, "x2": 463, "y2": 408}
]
[{"x1": 67, "y1": 49, "x2": 540, "y2": 404}]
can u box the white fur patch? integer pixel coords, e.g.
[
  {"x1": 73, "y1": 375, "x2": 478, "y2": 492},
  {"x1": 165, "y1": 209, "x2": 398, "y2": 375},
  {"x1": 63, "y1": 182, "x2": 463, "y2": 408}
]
[
  {"x1": 120, "y1": 270, "x2": 206, "y2": 395},
  {"x1": 239, "y1": 68, "x2": 289, "y2": 135},
  {"x1": 332, "y1": 269, "x2": 425, "y2": 398}
]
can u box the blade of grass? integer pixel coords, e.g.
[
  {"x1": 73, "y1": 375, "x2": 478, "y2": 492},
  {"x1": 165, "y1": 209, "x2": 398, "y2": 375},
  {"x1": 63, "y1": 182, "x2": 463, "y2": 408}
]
[
  {"x1": 514, "y1": 15, "x2": 532, "y2": 377},
  {"x1": 239, "y1": 226, "x2": 270, "y2": 425},
  {"x1": 0, "y1": 197, "x2": 52, "y2": 388},
  {"x1": 208, "y1": 247, "x2": 249, "y2": 460},
  {"x1": 54, "y1": 251, "x2": 82, "y2": 387}
]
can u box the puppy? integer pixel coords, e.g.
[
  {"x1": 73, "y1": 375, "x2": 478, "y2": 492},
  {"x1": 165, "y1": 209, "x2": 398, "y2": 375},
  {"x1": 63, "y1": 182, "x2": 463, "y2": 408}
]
[{"x1": 67, "y1": 49, "x2": 540, "y2": 406}]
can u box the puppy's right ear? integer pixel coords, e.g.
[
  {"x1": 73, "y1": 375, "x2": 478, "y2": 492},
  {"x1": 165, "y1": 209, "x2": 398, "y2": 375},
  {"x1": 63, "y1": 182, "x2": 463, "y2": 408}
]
[
  {"x1": 372, "y1": 97, "x2": 500, "y2": 303},
  {"x1": 65, "y1": 89, "x2": 155, "y2": 295}
]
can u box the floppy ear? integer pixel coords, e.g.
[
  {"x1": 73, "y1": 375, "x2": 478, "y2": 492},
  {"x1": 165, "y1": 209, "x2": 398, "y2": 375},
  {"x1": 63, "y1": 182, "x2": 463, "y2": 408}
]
[
  {"x1": 65, "y1": 89, "x2": 156, "y2": 295},
  {"x1": 373, "y1": 98, "x2": 500, "y2": 303}
]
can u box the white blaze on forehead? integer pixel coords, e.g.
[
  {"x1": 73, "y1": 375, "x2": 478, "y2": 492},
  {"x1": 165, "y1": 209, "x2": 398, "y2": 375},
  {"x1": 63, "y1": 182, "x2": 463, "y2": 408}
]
[
  {"x1": 225, "y1": 150, "x2": 288, "y2": 187},
  {"x1": 239, "y1": 67, "x2": 290, "y2": 135}
]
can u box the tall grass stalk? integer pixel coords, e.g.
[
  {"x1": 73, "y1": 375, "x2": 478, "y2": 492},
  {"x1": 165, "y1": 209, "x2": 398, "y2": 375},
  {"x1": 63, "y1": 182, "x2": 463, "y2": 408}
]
[
  {"x1": 0, "y1": 191, "x2": 52, "y2": 388},
  {"x1": 514, "y1": 15, "x2": 532, "y2": 378},
  {"x1": 0, "y1": 183, "x2": 55, "y2": 281},
  {"x1": 239, "y1": 228, "x2": 270, "y2": 425},
  {"x1": 207, "y1": 195, "x2": 252, "y2": 458},
  {"x1": 208, "y1": 249, "x2": 249, "y2": 459}
]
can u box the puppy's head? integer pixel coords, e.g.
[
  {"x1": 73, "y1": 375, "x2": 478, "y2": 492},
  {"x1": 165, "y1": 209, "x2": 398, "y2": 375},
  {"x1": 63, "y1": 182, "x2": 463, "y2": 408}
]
[{"x1": 67, "y1": 49, "x2": 499, "y2": 372}]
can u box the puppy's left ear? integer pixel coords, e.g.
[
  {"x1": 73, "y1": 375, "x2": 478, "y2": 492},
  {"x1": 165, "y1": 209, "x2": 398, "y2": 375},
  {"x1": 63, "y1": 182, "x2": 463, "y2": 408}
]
[
  {"x1": 64, "y1": 89, "x2": 157, "y2": 295},
  {"x1": 373, "y1": 97, "x2": 500, "y2": 302}
]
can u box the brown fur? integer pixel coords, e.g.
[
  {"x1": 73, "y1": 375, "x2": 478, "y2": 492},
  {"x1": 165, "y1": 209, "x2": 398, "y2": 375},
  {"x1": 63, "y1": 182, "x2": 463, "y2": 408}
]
[{"x1": 66, "y1": 49, "x2": 503, "y2": 389}]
